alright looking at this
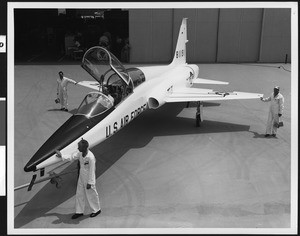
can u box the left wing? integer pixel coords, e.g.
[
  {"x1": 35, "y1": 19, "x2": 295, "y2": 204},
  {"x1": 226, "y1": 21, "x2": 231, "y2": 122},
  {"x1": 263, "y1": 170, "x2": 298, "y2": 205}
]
[
  {"x1": 77, "y1": 81, "x2": 100, "y2": 91},
  {"x1": 165, "y1": 87, "x2": 263, "y2": 103}
]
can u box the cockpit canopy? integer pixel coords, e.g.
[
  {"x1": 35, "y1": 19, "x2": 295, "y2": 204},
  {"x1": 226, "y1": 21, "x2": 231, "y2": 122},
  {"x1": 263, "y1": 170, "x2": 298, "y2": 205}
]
[
  {"x1": 81, "y1": 46, "x2": 134, "y2": 107},
  {"x1": 76, "y1": 92, "x2": 113, "y2": 118},
  {"x1": 82, "y1": 46, "x2": 131, "y2": 86}
]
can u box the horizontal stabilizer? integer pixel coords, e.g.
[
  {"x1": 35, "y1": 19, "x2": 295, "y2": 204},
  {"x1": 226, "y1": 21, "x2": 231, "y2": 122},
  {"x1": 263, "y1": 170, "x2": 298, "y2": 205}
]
[
  {"x1": 77, "y1": 81, "x2": 100, "y2": 91},
  {"x1": 170, "y1": 87, "x2": 214, "y2": 94},
  {"x1": 194, "y1": 78, "x2": 229, "y2": 85}
]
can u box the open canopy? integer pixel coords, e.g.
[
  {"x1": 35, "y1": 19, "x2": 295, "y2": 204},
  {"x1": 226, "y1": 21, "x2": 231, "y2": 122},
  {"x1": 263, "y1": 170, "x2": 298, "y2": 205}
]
[{"x1": 82, "y1": 46, "x2": 131, "y2": 86}]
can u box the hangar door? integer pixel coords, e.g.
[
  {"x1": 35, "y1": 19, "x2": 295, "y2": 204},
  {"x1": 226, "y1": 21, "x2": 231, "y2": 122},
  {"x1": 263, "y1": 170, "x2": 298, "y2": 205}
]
[
  {"x1": 173, "y1": 9, "x2": 219, "y2": 63},
  {"x1": 217, "y1": 9, "x2": 263, "y2": 63},
  {"x1": 129, "y1": 9, "x2": 219, "y2": 63},
  {"x1": 259, "y1": 9, "x2": 291, "y2": 63},
  {"x1": 129, "y1": 8, "x2": 291, "y2": 63},
  {"x1": 129, "y1": 9, "x2": 173, "y2": 63}
]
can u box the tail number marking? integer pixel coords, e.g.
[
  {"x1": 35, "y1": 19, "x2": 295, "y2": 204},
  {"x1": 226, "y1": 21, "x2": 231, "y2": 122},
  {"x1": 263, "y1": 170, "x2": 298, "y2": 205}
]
[{"x1": 176, "y1": 50, "x2": 185, "y2": 58}]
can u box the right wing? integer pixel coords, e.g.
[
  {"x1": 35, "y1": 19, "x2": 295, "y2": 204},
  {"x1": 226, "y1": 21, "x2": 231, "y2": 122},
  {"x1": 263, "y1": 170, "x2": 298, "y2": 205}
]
[{"x1": 77, "y1": 81, "x2": 100, "y2": 91}]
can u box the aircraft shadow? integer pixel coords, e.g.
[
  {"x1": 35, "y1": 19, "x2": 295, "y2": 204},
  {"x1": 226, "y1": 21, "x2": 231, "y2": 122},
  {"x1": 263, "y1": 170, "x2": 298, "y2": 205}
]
[
  {"x1": 186, "y1": 101, "x2": 221, "y2": 108},
  {"x1": 47, "y1": 108, "x2": 64, "y2": 112},
  {"x1": 43, "y1": 212, "x2": 90, "y2": 225},
  {"x1": 14, "y1": 102, "x2": 250, "y2": 228},
  {"x1": 249, "y1": 131, "x2": 278, "y2": 139}
]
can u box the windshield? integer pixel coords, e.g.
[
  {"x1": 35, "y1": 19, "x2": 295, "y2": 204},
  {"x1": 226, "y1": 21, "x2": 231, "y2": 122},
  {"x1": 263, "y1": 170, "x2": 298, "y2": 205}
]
[{"x1": 76, "y1": 92, "x2": 113, "y2": 117}]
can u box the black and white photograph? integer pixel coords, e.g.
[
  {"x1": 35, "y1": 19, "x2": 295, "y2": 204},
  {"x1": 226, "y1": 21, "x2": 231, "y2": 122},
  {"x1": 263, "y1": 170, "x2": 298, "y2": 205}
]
[{"x1": 5, "y1": 2, "x2": 298, "y2": 235}]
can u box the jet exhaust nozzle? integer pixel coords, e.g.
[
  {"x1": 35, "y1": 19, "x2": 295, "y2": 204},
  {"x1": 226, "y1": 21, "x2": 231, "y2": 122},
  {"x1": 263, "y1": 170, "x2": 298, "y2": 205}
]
[
  {"x1": 148, "y1": 96, "x2": 167, "y2": 109},
  {"x1": 148, "y1": 97, "x2": 160, "y2": 109}
]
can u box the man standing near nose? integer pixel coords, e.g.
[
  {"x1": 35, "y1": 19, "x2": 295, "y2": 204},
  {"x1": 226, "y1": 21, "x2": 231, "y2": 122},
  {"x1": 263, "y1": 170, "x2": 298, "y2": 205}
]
[{"x1": 56, "y1": 139, "x2": 101, "y2": 219}]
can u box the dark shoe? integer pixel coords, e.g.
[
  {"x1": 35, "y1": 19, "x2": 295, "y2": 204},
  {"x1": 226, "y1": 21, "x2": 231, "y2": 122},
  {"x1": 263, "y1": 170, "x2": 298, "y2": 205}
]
[
  {"x1": 71, "y1": 213, "x2": 83, "y2": 219},
  {"x1": 272, "y1": 134, "x2": 276, "y2": 137},
  {"x1": 90, "y1": 210, "x2": 101, "y2": 218},
  {"x1": 264, "y1": 134, "x2": 270, "y2": 137}
]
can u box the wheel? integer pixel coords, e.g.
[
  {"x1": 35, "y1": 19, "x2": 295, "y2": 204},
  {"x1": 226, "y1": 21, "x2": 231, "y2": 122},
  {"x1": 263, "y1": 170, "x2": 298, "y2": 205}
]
[
  {"x1": 56, "y1": 181, "x2": 62, "y2": 188},
  {"x1": 50, "y1": 177, "x2": 57, "y2": 185},
  {"x1": 196, "y1": 114, "x2": 200, "y2": 127}
]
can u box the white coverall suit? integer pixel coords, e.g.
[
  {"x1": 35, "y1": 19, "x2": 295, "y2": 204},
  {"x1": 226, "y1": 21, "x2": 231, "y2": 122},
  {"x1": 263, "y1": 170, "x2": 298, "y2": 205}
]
[
  {"x1": 62, "y1": 150, "x2": 101, "y2": 214},
  {"x1": 57, "y1": 77, "x2": 77, "y2": 109},
  {"x1": 261, "y1": 92, "x2": 284, "y2": 135}
]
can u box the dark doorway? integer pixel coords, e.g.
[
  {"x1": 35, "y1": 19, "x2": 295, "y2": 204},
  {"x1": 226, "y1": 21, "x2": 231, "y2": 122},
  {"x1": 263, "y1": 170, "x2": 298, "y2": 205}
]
[
  {"x1": 104, "y1": 9, "x2": 129, "y2": 61},
  {"x1": 14, "y1": 9, "x2": 129, "y2": 64}
]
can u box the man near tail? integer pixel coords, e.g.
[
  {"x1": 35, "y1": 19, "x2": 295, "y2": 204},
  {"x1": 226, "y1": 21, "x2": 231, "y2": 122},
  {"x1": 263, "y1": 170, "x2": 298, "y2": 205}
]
[
  {"x1": 56, "y1": 139, "x2": 101, "y2": 219},
  {"x1": 260, "y1": 86, "x2": 284, "y2": 137},
  {"x1": 57, "y1": 71, "x2": 77, "y2": 112}
]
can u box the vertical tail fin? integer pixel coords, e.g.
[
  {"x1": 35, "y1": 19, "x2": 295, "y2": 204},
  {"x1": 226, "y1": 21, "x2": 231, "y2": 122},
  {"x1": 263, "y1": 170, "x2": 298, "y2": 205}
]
[{"x1": 171, "y1": 18, "x2": 188, "y2": 65}]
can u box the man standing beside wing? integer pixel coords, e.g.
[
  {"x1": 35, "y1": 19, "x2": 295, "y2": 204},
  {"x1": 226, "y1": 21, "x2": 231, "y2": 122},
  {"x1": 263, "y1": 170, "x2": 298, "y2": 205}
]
[{"x1": 260, "y1": 86, "x2": 284, "y2": 137}]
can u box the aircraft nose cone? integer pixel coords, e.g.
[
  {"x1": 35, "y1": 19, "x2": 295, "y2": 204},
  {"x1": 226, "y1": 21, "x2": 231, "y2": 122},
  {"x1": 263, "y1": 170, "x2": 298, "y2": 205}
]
[
  {"x1": 24, "y1": 144, "x2": 55, "y2": 172},
  {"x1": 24, "y1": 163, "x2": 36, "y2": 172},
  {"x1": 23, "y1": 115, "x2": 91, "y2": 172},
  {"x1": 23, "y1": 108, "x2": 113, "y2": 173}
]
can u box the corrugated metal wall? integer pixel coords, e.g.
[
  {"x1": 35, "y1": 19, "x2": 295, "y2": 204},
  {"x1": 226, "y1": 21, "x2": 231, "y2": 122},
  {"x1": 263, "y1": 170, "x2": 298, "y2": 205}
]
[
  {"x1": 173, "y1": 9, "x2": 219, "y2": 63},
  {"x1": 259, "y1": 9, "x2": 291, "y2": 63},
  {"x1": 217, "y1": 9, "x2": 263, "y2": 62},
  {"x1": 129, "y1": 8, "x2": 291, "y2": 63},
  {"x1": 129, "y1": 9, "x2": 173, "y2": 63}
]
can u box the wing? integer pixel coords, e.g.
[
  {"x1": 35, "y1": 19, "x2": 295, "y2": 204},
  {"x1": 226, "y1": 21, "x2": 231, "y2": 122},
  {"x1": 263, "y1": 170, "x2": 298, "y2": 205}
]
[
  {"x1": 166, "y1": 87, "x2": 263, "y2": 103},
  {"x1": 77, "y1": 81, "x2": 100, "y2": 91}
]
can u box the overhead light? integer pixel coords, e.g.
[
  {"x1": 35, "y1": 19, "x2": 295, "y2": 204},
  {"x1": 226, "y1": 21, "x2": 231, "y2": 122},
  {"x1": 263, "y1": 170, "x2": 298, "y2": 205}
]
[{"x1": 58, "y1": 9, "x2": 66, "y2": 15}]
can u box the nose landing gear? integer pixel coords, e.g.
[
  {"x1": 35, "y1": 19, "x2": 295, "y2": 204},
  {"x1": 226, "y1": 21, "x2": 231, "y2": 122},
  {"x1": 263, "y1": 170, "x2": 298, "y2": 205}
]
[{"x1": 49, "y1": 173, "x2": 63, "y2": 189}]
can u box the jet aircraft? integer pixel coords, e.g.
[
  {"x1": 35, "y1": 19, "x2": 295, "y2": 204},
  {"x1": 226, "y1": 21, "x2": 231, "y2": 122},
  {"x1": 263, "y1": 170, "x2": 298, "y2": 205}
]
[{"x1": 23, "y1": 18, "x2": 263, "y2": 189}]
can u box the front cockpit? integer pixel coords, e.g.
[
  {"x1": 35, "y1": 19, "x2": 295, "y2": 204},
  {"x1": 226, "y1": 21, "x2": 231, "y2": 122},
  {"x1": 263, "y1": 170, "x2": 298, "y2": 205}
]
[{"x1": 76, "y1": 92, "x2": 114, "y2": 118}]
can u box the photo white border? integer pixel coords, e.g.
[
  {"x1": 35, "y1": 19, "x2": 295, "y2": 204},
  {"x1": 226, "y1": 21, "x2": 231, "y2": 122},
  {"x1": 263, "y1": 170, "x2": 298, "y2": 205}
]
[
  {"x1": 0, "y1": 146, "x2": 5, "y2": 196},
  {"x1": 7, "y1": 2, "x2": 298, "y2": 235}
]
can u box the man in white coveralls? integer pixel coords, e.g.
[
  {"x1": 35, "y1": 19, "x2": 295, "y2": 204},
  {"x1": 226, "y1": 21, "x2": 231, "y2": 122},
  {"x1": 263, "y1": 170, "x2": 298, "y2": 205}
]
[
  {"x1": 260, "y1": 86, "x2": 284, "y2": 137},
  {"x1": 56, "y1": 71, "x2": 77, "y2": 112},
  {"x1": 56, "y1": 139, "x2": 101, "y2": 219}
]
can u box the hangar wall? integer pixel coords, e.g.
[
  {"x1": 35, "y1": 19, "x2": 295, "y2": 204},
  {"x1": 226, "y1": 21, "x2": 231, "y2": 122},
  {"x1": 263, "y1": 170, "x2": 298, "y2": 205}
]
[
  {"x1": 173, "y1": 9, "x2": 219, "y2": 63},
  {"x1": 259, "y1": 9, "x2": 291, "y2": 63},
  {"x1": 217, "y1": 9, "x2": 263, "y2": 63},
  {"x1": 129, "y1": 9, "x2": 173, "y2": 63},
  {"x1": 129, "y1": 8, "x2": 291, "y2": 64}
]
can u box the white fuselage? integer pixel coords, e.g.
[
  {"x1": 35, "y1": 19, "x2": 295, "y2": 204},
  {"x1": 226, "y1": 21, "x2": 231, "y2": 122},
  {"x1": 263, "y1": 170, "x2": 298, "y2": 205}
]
[{"x1": 36, "y1": 63, "x2": 199, "y2": 170}]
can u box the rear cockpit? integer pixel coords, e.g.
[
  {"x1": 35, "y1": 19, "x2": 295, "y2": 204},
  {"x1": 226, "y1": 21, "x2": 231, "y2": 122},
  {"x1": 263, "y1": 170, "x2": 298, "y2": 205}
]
[
  {"x1": 81, "y1": 47, "x2": 146, "y2": 107},
  {"x1": 127, "y1": 68, "x2": 146, "y2": 87},
  {"x1": 81, "y1": 47, "x2": 136, "y2": 106}
]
